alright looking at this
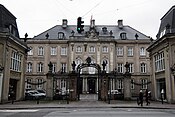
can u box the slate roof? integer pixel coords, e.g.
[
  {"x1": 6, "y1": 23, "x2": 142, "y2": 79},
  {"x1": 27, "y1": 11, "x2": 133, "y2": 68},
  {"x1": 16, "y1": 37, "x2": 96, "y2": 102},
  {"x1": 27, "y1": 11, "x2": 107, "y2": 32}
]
[
  {"x1": 33, "y1": 21, "x2": 150, "y2": 40},
  {"x1": 0, "y1": 4, "x2": 19, "y2": 38},
  {"x1": 157, "y1": 5, "x2": 175, "y2": 39}
]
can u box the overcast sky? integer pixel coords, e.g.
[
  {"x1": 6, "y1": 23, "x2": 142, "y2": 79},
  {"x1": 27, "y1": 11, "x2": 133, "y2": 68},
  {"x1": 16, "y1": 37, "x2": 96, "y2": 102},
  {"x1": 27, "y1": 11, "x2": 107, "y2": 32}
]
[{"x1": 1, "y1": 0, "x2": 175, "y2": 39}]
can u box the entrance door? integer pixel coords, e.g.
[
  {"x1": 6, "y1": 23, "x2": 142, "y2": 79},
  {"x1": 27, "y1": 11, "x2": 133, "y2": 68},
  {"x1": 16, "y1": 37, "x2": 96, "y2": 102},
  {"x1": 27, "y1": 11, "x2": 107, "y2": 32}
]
[
  {"x1": 8, "y1": 79, "x2": 17, "y2": 100},
  {"x1": 88, "y1": 78, "x2": 96, "y2": 94}
]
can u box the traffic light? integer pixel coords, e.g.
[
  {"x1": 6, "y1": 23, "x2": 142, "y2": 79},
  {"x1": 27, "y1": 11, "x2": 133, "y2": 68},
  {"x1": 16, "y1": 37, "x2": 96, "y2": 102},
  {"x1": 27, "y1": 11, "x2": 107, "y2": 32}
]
[{"x1": 77, "y1": 17, "x2": 84, "y2": 33}]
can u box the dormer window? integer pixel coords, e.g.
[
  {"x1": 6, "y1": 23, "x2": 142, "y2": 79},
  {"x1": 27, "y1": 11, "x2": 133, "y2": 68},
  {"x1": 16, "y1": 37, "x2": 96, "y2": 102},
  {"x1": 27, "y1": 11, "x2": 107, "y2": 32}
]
[
  {"x1": 120, "y1": 32, "x2": 127, "y2": 39},
  {"x1": 58, "y1": 32, "x2": 65, "y2": 39},
  {"x1": 102, "y1": 27, "x2": 107, "y2": 34}
]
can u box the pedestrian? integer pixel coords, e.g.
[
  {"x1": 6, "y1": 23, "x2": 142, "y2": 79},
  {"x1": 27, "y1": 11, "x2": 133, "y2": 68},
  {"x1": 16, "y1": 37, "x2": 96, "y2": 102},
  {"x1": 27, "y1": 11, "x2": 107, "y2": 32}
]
[
  {"x1": 161, "y1": 89, "x2": 164, "y2": 104},
  {"x1": 137, "y1": 90, "x2": 143, "y2": 106},
  {"x1": 145, "y1": 89, "x2": 150, "y2": 105}
]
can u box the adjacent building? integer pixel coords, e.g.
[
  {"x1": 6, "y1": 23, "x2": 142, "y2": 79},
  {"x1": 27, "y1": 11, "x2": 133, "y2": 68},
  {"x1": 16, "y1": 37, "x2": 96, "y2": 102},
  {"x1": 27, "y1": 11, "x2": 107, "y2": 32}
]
[
  {"x1": 147, "y1": 5, "x2": 175, "y2": 103},
  {"x1": 26, "y1": 19, "x2": 151, "y2": 98},
  {"x1": 0, "y1": 4, "x2": 28, "y2": 103}
]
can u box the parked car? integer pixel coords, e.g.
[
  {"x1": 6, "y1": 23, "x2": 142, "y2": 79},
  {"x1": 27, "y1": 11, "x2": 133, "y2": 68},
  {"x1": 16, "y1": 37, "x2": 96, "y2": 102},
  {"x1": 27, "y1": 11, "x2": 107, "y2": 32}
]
[
  {"x1": 25, "y1": 90, "x2": 46, "y2": 100},
  {"x1": 36, "y1": 89, "x2": 46, "y2": 94}
]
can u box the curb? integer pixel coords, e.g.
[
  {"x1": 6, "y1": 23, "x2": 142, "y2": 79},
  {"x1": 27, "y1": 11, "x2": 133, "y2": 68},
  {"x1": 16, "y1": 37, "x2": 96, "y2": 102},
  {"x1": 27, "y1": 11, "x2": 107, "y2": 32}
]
[{"x1": 0, "y1": 105, "x2": 174, "y2": 110}]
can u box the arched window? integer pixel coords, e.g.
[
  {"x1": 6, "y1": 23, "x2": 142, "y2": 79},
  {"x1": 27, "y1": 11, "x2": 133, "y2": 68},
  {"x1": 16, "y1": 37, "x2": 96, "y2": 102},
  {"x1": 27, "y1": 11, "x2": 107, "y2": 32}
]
[
  {"x1": 140, "y1": 47, "x2": 146, "y2": 56},
  {"x1": 27, "y1": 62, "x2": 32, "y2": 72},
  {"x1": 89, "y1": 46, "x2": 95, "y2": 53},
  {"x1": 140, "y1": 63, "x2": 146, "y2": 73},
  {"x1": 102, "y1": 46, "x2": 108, "y2": 53},
  {"x1": 120, "y1": 32, "x2": 127, "y2": 39},
  {"x1": 25, "y1": 78, "x2": 32, "y2": 90},
  {"x1": 38, "y1": 46, "x2": 44, "y2": 56},
  {"x1": 36, "y1": 78, "x2": 44, "y2": 89},
  {"x1": 37, "y1": 62, "x2": 43, "y2": 72},
  {"x1": 76, "y1": 46, "x2": 82, "y2": 52}
]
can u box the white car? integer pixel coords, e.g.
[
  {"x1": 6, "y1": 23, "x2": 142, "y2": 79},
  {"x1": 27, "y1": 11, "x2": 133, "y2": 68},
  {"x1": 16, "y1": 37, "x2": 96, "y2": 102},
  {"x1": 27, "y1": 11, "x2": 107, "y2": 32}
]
[{"x1": 27, "y1": 90, "x2": 46, "y2": 98}]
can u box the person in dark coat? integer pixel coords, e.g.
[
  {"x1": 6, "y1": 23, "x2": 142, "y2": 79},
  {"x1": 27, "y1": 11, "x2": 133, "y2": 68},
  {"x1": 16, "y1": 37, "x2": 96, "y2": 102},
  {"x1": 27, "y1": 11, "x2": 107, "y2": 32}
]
[
  {"x1": 145, "y1": 89, "x2": 150, "y2": 105},
  {"x1": 137, "y1": 90, "x2": 143, "y2": 106}
]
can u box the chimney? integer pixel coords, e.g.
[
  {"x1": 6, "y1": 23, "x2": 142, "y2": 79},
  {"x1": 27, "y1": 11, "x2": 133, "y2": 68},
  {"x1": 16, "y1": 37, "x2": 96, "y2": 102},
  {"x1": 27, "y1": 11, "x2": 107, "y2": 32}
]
[
  {"x1": 118, "y1": 20, "x2": 123, "y2": 29},
  {"x1": 62, "y1": 19, "x2": 68, "y2": 28},
  {"x1": 90, "y1": 19, "x2": 95, "y2": 28}
]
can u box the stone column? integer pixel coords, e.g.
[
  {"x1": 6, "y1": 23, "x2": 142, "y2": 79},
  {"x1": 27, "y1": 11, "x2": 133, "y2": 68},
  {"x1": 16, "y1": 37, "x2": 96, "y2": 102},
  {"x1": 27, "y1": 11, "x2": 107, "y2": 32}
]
[
  {"x1": 46, "y1": 73, "x2": 54, "y2": 100},
  {"x1": 124, "y1": 62, "x2": 131, "y2": 100},
  {"x1": 123, "y1": 73, "x2": 131, "y2": 100},
  {"x1": 69, "y1": 72, "x2": 78, "y2": 101},
  {"x1": 100, "y1": 72, "x2": 108, "y2": 101}
]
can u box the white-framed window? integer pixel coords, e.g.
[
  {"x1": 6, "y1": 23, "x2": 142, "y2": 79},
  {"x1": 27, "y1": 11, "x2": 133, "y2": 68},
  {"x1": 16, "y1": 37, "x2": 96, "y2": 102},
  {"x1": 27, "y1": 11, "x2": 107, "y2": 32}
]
[
  {"x1": 131, "y1": 79, "x2": 134, "y2": 89},
  {"x1": 26, "y1": 79, "x2": 32, "y2": 90},
  {"x1": 140, "y1": 47, "x2": 146, "y2": 56},
  {"x1": 141, "y1": 79, "x2": 148, "y2": 89},
  {"x1": 128, "y1": 63, "x2": 134, "y2": 73},
  {"x1": 76, "y1": 46, "x2": 82, "y2": 52},
  {"x1": 117, "y1": 47, "x2": 123, "y2": 56},
  {"x1": 38, "y1": 47, "x2": 44, "y2": 56},
  {"x1": 117, "y1": 63, "x2": 123, "y2": 73},
  {"x1": 10, "y1": 51, "x2": 22, "y2": 72},
  {"x1": 102, "y1": 46, "x2": 108, "y2": 53},
  {"x1": 36, "y1": 78, "x2": 44, "y2": 89},
  {"x1": 37, "y1": 62, "x2": 43, "y2": 72},
  {"x1": 140, "y1": 63, "x2": 146, "y2": 73},
  {"x1": 27, "y1": 62, "x2": 32, "y2": 72},
  {"x1": 160, "y1": 28, "x2": 166, "y2": 38},
  {"x1": 120, "y1": 32, "x2": 127, "y2": 39},
  {"x1": 58, "y1": 32, "x2": 64, "y2": 39},
  {"x1": 52, "y1": 63, "x2": 56, "y2": 73},
  {"x1": 61, "y1": 47, "x2": 67, "y2": 55},
  {"x1": 127, "y1": 47, "x2": 133, "y2": 56},
  {"x1": 51, "y1": 47, "x2": 57, "y2": 55},
  {"x1": 118, "y1": 79, "x2": 123, "y2": 89},
  {"x1": 61, "y1": 63, "x2": 67, "y2": 73},
  {"x1": 89, "y1": 46, "x2": 95, "y2": 53},
  {"x1": 154, "y1": 52, "x2": 165, "y2": 72},
  {"x1": 27, "y1": 47, "x2": 33, "y2": 55}
]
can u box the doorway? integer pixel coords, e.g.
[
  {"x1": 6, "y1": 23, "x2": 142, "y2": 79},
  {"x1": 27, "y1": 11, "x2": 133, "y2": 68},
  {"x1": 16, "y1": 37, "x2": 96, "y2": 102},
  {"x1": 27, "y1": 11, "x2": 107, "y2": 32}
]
[
  {"x1": 88, "y1": 78, "x2": 96, "y2": 94},
  {"x1": 8, "y1": 79, "x2": 17, "y2": 100}
]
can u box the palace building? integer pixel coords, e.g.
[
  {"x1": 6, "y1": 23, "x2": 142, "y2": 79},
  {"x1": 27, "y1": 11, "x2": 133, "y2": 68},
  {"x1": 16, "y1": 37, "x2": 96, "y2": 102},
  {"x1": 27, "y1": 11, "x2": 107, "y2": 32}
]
[{"x1": 26, "y1": 19, "x2": 151, "y2": 99}]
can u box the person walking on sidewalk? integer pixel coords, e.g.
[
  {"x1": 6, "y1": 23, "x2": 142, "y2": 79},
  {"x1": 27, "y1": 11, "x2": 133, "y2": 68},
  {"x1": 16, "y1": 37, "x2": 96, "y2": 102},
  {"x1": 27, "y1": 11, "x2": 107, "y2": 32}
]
[
  {"x1": 145, "y1": 89, "x2": 150, "y2": 105},
  {"x1": 161, "y1": 89, "x2": 165, "y2": 104},
  {"x1": 137, "y1": 90, "x2": 143, "y2": 106}
]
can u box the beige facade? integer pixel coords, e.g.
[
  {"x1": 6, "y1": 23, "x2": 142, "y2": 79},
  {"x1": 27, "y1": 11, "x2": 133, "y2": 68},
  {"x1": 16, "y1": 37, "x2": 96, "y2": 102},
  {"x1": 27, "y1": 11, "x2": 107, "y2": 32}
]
[
  {"x1": 147, "y1": 5, "x2": 175, "y2": 103},
  {"x1": 147, "y1": 34, "x2": 175, "y2": 103},
  {"x1": 0, "y1": 32, "x2": 28, "y2": 103},
  {"x1": 26, "y1": 19, "x2": 151, "y2": 98},
  {"x1": 0, "y1": 4, "x2": 28, "y2": 103}
]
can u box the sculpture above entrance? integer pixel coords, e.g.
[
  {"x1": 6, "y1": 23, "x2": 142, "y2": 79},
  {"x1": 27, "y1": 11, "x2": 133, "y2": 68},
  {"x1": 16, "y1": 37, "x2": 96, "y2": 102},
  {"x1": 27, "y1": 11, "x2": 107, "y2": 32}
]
[{"x1": 86, "y1": 57, "x2": 91, "y2": 65}]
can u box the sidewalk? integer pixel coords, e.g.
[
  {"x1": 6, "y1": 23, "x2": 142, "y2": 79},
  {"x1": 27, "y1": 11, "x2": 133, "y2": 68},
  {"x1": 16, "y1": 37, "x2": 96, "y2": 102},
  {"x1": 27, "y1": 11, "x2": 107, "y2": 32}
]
[{"x1": 0, "y1": 100, "x2": 175, "y2": 110}]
